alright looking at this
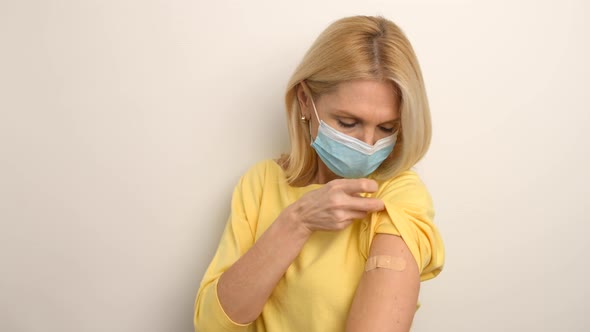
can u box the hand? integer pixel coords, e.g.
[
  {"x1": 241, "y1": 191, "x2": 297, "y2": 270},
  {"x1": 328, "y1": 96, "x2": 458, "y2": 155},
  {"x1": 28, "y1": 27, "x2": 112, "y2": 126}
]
[{"x1": 287, "y1": 178, "x2": 385, "y2": 233}]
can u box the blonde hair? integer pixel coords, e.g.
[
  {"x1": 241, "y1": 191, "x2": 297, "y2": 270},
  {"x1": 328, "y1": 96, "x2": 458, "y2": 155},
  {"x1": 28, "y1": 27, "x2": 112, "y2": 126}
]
[{"x1": 278, "y1": 16, "x2": 432, "y2": 186}]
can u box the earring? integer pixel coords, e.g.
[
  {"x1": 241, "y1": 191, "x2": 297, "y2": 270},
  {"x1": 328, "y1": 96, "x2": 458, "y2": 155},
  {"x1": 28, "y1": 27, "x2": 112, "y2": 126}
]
[{"x1": 301, "y1": 115, "x2": 307, "y2": 122}]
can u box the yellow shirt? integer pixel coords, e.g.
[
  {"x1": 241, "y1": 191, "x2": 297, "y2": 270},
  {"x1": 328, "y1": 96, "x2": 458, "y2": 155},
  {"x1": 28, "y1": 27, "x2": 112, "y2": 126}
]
[{"x1": 194, "y1": 160, "x2": 444, "y2": 332}]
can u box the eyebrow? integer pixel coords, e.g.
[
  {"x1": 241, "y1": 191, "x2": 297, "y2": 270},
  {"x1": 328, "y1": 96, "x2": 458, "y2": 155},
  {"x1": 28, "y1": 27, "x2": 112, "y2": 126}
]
[{"x1": 332, "y1": 109, "x2": 400, "y2": 124}]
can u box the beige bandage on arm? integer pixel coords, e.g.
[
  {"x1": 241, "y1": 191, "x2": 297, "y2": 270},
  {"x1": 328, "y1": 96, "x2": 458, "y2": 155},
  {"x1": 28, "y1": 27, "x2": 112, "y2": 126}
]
[{"x1": 365, "y1": 255, "x2": 407, "y2": 272}]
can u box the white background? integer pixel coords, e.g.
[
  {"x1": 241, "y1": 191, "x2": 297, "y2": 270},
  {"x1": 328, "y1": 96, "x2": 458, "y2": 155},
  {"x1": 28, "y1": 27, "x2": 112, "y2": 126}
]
[{"x1": 1, "y1": 1, "x2": 589, "y2": 331}]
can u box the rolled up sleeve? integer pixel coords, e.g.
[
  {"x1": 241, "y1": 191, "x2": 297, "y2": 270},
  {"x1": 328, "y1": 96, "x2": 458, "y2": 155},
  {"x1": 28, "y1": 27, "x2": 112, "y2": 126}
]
[{"x1": 368, "y1": 171, "x2": 445, "y2": 281}]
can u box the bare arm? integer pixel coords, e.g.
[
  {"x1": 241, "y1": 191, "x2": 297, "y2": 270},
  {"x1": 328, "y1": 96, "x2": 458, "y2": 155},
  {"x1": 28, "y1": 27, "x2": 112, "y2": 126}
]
[
  {"x1": 217, "y1": 179, "x2": 385, "y2": 324},
  {"x1": 346, "y1": 233, "x2": 420, "y2": 332}
]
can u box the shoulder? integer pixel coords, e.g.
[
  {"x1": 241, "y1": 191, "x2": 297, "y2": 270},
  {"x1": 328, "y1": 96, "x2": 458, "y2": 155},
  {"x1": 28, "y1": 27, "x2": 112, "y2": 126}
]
[
  {"x1": 377, "y1": 170, "x2": 432, "y2": 205},
  {"x1": 231, "y1": 159, "x2": 287, "y2": 217},
  {"x1": 240, "y1": 159, "x2": 282, "y2": 181},
  {"x1": 382, "y1": 169, "x2": 424, "y2": 187},
  {"x1": 236, "y1": 159, "x2": 284, "y2": 192}
]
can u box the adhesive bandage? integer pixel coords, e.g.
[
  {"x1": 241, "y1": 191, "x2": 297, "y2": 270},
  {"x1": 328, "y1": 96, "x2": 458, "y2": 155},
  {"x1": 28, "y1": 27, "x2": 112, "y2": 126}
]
[{"x1": 365, "y1": 255, "x2": 406, "y2": 272}]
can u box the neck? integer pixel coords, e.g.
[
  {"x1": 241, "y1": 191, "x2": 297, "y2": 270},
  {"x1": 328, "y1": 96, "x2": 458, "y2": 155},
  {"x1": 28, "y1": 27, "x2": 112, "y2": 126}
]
[{"x1": 314, "y1": 158, "x2": 341, "y2": 184}]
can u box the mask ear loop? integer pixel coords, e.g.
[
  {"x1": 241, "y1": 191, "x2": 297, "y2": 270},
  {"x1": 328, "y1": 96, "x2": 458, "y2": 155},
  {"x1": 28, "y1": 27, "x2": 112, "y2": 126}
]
[
  {"x1": 300, "y1": 81, "x2": 321, "y2": 123},
  {"x1": 300, "y1": 81, "x2": 321, "y2": 141},
  {"x1": 307, "y1": 97, "x2": 322, "y2": 143},
  {"x1": 309, "y1": 96, "x2": 321, "y2": 123}
]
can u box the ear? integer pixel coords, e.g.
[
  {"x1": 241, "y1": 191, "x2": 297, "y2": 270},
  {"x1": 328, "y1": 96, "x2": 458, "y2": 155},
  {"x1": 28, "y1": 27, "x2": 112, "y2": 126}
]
[{"x1": 296, "y1": 82, "x2": 311, "y2": 118}]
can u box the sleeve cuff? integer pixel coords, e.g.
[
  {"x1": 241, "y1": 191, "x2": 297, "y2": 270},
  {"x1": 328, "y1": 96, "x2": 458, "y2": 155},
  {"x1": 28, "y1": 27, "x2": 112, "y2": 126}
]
[{"x1": 213, "y1": 278, "x2": 254, "y2": 329}]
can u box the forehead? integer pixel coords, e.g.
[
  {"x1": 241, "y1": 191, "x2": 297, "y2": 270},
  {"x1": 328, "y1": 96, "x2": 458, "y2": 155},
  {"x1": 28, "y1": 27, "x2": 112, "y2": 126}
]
[{"x1": 319, "y1": 80, "x2": 400, "y2": 120}]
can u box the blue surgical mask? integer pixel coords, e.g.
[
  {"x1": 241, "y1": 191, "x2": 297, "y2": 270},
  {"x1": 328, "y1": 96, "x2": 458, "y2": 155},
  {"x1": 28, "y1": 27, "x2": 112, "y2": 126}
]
[{"x1": 309, "y1": 97, "x2": 397, "y2": 178}]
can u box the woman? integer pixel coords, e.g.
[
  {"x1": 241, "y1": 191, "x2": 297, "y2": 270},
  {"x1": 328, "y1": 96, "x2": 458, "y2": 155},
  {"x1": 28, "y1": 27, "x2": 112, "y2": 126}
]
[{"x1": 194, "y1": 15, "x2": 445, "y2": 332}]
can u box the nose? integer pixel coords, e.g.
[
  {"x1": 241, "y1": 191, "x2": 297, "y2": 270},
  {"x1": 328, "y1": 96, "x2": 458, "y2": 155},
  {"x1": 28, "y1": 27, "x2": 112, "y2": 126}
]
[{"x1": 359, "y1": 128, "x2": 377, "y2": 146}]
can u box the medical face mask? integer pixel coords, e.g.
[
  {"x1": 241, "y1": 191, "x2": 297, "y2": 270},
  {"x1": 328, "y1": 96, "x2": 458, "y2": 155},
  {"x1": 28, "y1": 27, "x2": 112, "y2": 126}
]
[{"x1": 309, "y1": 97, "x2": 398, "y2": 178}]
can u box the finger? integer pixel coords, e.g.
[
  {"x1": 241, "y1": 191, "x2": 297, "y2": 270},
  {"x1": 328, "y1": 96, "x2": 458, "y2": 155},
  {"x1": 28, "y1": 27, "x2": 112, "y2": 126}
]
[
  {"x1": 332, "y1": 178, "x2": 379, "y2": 195},
  {"x1": 344, "y1": 197, "x2": 385, "y2": 212},
  {"x1": 333, "y1": 210, "x2": 370, "y2": 229},
  {"x1": 346, "y1": 209, "x2": 370, "y2": 220}
]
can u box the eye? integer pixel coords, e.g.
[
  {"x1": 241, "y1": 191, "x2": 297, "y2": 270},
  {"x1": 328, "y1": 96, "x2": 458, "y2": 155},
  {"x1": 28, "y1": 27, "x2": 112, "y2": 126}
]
[
  {"x1": 379, "y1": 126, "x2": 395, "y2": 133},
  {"x1": 379, "y1": 122, "x2": 401, "y2": 134},
  {"x1": 337, "y1": 119, "x2": 357, "y2": 128}
]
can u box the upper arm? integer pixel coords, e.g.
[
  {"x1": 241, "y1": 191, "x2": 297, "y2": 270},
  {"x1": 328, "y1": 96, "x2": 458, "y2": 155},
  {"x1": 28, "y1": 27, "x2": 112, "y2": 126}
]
[{"x1": 346, "y1": 233, "x2": 420, "y2": 332}]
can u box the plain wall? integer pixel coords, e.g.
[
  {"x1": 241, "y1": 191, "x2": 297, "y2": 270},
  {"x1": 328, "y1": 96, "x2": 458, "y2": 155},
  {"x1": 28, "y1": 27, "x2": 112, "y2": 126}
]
[{"x1": 1, "y1": 0, "x2": 589, "y2": 331}]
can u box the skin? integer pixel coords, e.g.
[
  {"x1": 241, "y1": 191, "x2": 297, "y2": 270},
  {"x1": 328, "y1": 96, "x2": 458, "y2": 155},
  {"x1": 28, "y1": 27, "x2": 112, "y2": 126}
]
[{"x1": 217, "y1": 79, "x2": 419, "y2": 331}]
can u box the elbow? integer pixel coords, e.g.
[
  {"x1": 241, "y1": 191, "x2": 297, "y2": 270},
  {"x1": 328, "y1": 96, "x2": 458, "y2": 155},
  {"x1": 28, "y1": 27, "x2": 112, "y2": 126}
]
[
  {"x1": 194, "y1": 290, "x2": 214, "y2": 332},
  {"x1": 218, "y1": 296, "x2": 259, "y2": 325},
  {"x1": 193, "y1": 302, "x2": 204, "y2": 332},
  {"x1": 193, "y1": 286, "x2": 256, "y2": 331}
]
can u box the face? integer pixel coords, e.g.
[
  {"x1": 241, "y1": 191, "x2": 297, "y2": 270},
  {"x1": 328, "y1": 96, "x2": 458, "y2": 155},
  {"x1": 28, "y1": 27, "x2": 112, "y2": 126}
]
[
  {"x1": 297, "y1": 79, "x2": 400, "y2": 182},
  {"x1": 300, "y1": 79, "x2": 400, "y2": 146}
]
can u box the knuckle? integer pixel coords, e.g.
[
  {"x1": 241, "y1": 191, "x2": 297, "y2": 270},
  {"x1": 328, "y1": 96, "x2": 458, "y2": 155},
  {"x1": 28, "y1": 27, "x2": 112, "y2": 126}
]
[
  {"x1": 325, "y1": 182, "x2": 340, "y2": 194},
  {"x1": 327, "y1": 179, "x2": 342, "y2": 188},
  {"x1": 361, "y1": 179, "x2": 377, "y2": 192},
  {"x1": 359, "y1": 183, "x2": 369, "y2": 193},
  {"x1": 326, "y1": 195, "x2": 340, "y2": 207},
  {"x1": 333, "y1": 210, "x2": 347, "y2": 223},
  {"x1": 333, "y1": 219, "x2": 348, "y2": 230}
]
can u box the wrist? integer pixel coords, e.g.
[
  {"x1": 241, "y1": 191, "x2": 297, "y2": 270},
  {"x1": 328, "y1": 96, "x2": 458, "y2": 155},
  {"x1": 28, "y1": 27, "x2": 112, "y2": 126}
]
[{"x1": 279, "y1": 204, "x2": 313, "y2": 240}]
